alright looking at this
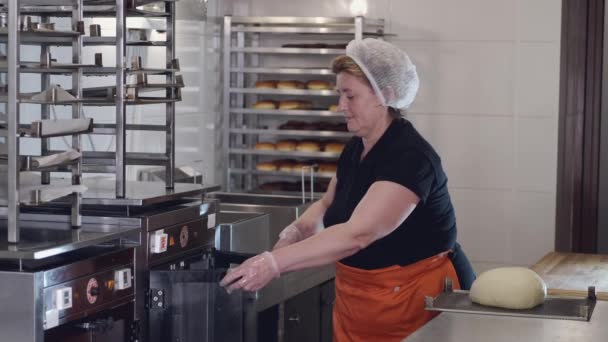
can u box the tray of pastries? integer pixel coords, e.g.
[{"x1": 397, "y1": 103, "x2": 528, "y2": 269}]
[
  {"x1": 255, "y1": 79, "x2": 333, "y2": 90},
  {"x1": 254, "y1": 140, "x2": 346, "y2": 153},
  {"x1": 255, "y1": 159, "x2": 337, "y2": 173}
]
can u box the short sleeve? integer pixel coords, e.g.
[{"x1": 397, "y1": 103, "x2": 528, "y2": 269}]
[{"x1": 374, "y1": 150, "x2": 435, "y2": 203}]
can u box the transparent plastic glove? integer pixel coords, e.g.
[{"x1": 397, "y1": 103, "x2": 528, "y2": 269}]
[
  {"x1": 272, "y1": 224, "x2": 302, "y2": 250},
  {"x1": 220, "y1": 251, "x2": 280, "y2": 294}
]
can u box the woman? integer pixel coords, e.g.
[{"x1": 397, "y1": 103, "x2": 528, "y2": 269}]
[{"x1": 220, "y1": 38, "x2": 475, "y2": 341}]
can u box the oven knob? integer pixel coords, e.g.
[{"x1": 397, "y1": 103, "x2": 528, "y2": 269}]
[
  {"x1": 86, "y1": 278, "x2": 99, "y2": 304},
  {"x1": 179, "y1": 226, "x2": 189, "y2": 248}
]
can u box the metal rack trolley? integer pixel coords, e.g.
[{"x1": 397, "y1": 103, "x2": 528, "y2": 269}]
[
  {"x1": 1, "y1": 0, "x2": 182, "y2": 245},
  {"x1": 222, "y1": 16, "x2": 387, "y2": 194}
]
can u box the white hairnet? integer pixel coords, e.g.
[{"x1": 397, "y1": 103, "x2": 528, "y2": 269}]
[{"x1": 345, "y1": 38, "x2": 419, "y2": 109}]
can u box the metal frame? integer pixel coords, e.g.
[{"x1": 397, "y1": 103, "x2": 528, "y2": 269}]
[
  {"x1": 599, "y1": 0, "x2": 608, "y2": 253},
  {"x1": 222, "y1": 16, "x2": 386, "y2": 193},
  {"x1": 2, "y1": 0, "x2": 181, "y2": 243}
]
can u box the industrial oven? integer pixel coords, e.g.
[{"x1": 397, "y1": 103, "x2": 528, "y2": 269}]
[{"x1": 0, "y1": 220, "x2": 140, "y2": 342}]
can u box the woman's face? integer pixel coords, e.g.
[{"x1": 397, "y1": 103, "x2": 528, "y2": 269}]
[{"x1": 336, "y1": 72, "x2": 386, "y2": 137}]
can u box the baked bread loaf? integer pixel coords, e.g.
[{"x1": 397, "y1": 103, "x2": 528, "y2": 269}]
[
  {"x1": 256, "y1": 162, "x2": 277, "y2": 171},
  {"x1": 319, "y1": 163, "x2": 337, "y2": 173},
  {"x1": 324, "y1": 142, "x2": 345, "y2": 153},
  {"x1": 277, "y1": 80, "x2": 305, "y2": 89},
  {"x1": 278, "y1": 100, "x2": 312, "y2": 110},
  {"x1": 253, "y1": 100, "x2": 278, "y2": 109},
  {"x1": 276, "y1": 140, "x2": 298, "y2": 151},
  {"x1": 297, "y1": 141, "x2": 321, "y2": 152},
  {"x1": 255, "y1": 80, "x2": 277, "y2": 89},
  {"x1": 292, "y1": 162, "x2": 312, "y2": 171},
  {"x1": 254, "y1": 142, "x2": 276, "y2": 150},
  {"x1": 276, "y1": 159, "x2": 296, "y2": 172},
  {"x1": 306, "y1": 80, "x2": 331, "y2": 90}
]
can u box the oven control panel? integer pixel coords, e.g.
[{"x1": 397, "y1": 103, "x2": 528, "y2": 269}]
[
  {"x1": 42, "y1": 250, "x2": 135, "y2": 330},
  {"x1": 147, "y1": 217, "x2": 215, "y2": 263}
]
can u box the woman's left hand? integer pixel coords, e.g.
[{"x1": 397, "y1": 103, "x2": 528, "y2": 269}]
[{"x1": 219, "y1": 251, "x2": 281, "y2": 293}]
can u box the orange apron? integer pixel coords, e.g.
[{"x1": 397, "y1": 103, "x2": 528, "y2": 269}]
[{"x1": 333, "y1": 252, "x2": 460, "y2": 342}]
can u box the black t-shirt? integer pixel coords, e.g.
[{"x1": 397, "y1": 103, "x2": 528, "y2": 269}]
[{"x1": 323, "y1": 118, "x2": 457, "y2": 270}]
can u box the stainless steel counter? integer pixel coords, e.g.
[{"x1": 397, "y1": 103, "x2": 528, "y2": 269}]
[
  {"x1": 250, "y1": 264, "x2": 335, "y2": 312},
  {"x1": 0, "y1": 174, "x2": 220, "y2": 207},
  {"x1": 403, "y1": 300, "x2": 608, "y2": 342},
  {"x1": 0, "y1": 223, "x2": 139, "y2": 259}
]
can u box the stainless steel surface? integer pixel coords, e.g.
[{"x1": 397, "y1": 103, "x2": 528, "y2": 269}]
[
  {"x1": 208, "y1": 192, "x2": 312, "y2": 245},
  {"x1": 252, "y1": 264, "x2": 335, "y2": 313},
  {"x1": 354, "y1": 16, "x2": 363, "y2": 41},
  {"x1": 7, "y1": 0, "x2": 19, "y2": 243},
  {"x1": 165, "y1": 0, "x2": 176, "y2": 189},
  {"x1": 116, "y1": 0, "x2": 126, "y2": 197},
  {"x1": 1, "y1": 175, "x2": 219, "y2": 206},
  {"x1": 425, "y1": 284, "x2": 596, "y2": 321},
  {"x1": 149, "y1": 269, "x2": 243, "y2": 342},
  {"x1": 0, "y1": 27, "x2": 81, "y2": 37},
  {"x1": 231, "y1": 67, "x2": 333, "y2": 75},
  {"x1": 39, "y1": 20, "x2": 50, "y2": 185},
  {"x1": 230, "y1": 107, "x2": 343, "y2": 118},
  {"x1": 600, "y1": 0, "x2": 608, "y2": 253},
  {"x1": 0, "y1": 272, "x2": 43, "y2": 342},
  {"x1": 131, "y1": 200, "x2": 218, "y2": 342},
  {"x1": 215, "y1": 211, "x2": 271, "y2": 254},
  {"x1": 230, "y1": 87, "x2": 337, "y2": 96},
  {"x1": 71, "y1": 0, "x2": 84, "y2": 227},
  {"x1": 72, "y1": 179, "x2": 219, "y2": 206},
  {"x1": 231, "y1": 26, "x2": 383, "y2": 35},
  {"x1": 29, "y1": 118, "x2": 93, "y2": 138},
  {"x1": 223, "y1": 16, "x2": 383, "y2": 193},
  {"x1": 230, "y1": 148, "x2": 341, "y2": 159},
  {"x1": 0, "y1": 223, "x2": 139, "y2": 259},
  {"x1": 404, "y1": 300, "x2": 608, "y2": 342},
  {"x1": 230, "y1": 169, "x2": 334, "y2": 180},
  {"x1": 231, "y1": 47, "x2": 345, "y2": 55},
  {"x1": 0, "y1": 247, "x2": 136, "y2": 342},
  {"x1": 230, "y1": 16, "x2": 384, "y2": 26},
  {"x1": 223, "y1": 15, "x2": 232, "y2": 191}
]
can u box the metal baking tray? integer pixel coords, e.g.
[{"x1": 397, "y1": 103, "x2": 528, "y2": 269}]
[{"x1": 425, "y1": 278, "x2": 597, "y2": 321}]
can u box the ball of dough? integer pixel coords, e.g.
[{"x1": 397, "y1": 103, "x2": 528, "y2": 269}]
[{"x1": 469, "y1": 267, "x2": 547, "y2": 309}]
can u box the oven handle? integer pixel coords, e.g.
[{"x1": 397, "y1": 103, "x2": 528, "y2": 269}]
[
  {"x1": 75, "y1": 317, "x2": 114, "y2": 334},
  {"x1": 211, "y1": 249, "x2": 256, "y2": 269}
]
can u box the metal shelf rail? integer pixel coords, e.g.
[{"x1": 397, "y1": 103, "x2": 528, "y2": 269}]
[
  {"x1": 1, "y1": 0, "x2": 180, "y2": 244},
  {"x1": 222, "y1": 15, "x2": 386, "y2": 193},
  {"x1": 2, "y1": 0, "x2": 87, "y2": 242}
]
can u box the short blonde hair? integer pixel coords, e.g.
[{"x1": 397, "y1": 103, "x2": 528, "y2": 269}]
[
  {"x1": 331, "y1": 55, "x2": 371, "y2": 87},
  {"x1": 331, "y1": 55, "x2": 402, "y2": 118}
]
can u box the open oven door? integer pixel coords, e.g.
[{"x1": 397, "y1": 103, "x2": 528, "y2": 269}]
[{"x1": 148, "y1": 268, "x2": 243, "y2": 342}]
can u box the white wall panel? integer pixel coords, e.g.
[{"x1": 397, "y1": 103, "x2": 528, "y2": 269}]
[
  {"x1": 517, "y1": 0, "x2": 562, "y2": 42},
  {"x1": 516, "y1": 43, "x2": 560, "y2": 117},
  {"x1": 516, "y1": 118, "x2": 558, "y2": 193},
  {"x1": 389, "y1": 0, "x2": 516, "y2": 41},
  {"x1": 409, "y1": 114, "x2": 514, "y2": 190},
  {"x1": 450, "y1": 188, "x2": 514, "y2": 264},
  {"x1": 397, "y1": 41, "x2": 515, "y2": 116},
  {"x1": 511, "y1": 191, "x2": 556, "y2": 265}
]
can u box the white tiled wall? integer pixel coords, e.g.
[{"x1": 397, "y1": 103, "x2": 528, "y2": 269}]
[{"x1": 202, "y1": 0, "x2": 561, "y2": 268}]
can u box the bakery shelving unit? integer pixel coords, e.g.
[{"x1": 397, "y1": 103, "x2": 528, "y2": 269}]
[
  {"x1": 223, "y1": 15, "x2": 387, "y2": 194},
  {"x1": 0, "y1": 0, "x2": 182, "y2": 243}
]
